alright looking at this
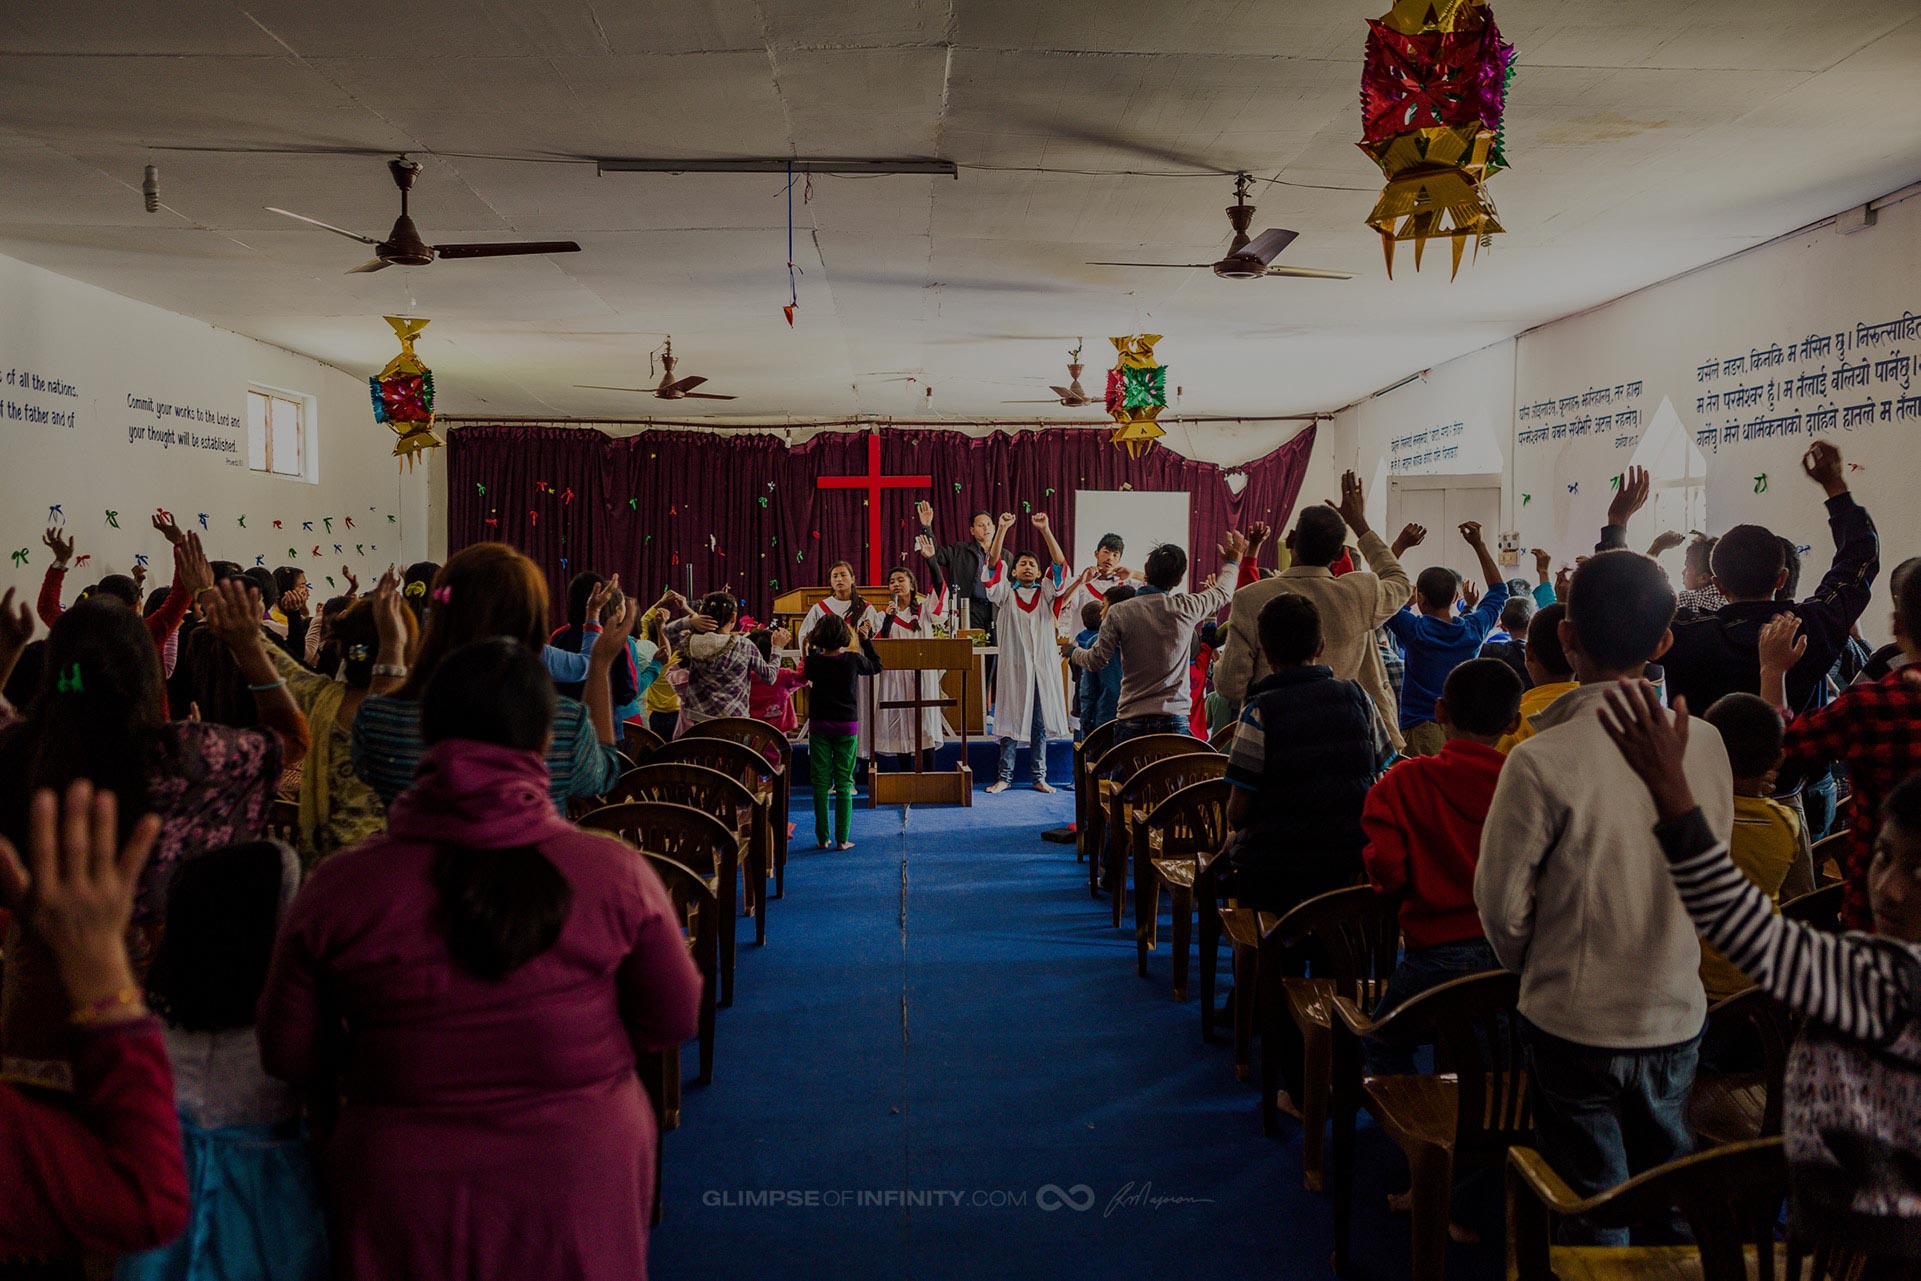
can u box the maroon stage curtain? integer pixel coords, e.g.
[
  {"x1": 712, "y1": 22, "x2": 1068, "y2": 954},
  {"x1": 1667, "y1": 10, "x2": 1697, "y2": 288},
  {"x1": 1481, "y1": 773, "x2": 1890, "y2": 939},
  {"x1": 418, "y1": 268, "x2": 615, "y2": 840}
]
[{"x1": 446, "y1": 424, "x2": 1317, "y2": 621}]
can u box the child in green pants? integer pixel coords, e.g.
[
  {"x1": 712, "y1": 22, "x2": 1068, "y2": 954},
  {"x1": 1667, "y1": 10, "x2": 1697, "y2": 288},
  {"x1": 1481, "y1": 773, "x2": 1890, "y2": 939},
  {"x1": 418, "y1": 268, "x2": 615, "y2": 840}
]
[{"x1": 801, "y1": 613, "x2": 883, "y2": 849}]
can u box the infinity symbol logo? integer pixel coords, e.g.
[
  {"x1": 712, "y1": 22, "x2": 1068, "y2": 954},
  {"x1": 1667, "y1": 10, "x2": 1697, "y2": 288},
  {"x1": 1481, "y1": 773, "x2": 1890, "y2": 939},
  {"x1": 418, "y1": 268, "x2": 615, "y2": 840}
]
[{"x1": 1035, "y1": 1183, "x2": 1095, "y2": 1212}]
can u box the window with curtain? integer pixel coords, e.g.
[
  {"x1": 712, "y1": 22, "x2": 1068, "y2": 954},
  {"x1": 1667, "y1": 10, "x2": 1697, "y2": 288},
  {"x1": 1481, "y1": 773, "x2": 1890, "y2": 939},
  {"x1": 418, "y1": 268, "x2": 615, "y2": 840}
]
[{"x1": 246, "y1": 388, "x2": 309, "y2": 478}]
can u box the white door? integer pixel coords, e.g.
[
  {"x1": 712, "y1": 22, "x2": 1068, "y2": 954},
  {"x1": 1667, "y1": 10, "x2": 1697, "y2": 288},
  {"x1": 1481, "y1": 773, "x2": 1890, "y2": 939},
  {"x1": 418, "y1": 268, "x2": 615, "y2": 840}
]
[{"x1": 1388, "y1": 474, "x2": 1505, "y2": 586}]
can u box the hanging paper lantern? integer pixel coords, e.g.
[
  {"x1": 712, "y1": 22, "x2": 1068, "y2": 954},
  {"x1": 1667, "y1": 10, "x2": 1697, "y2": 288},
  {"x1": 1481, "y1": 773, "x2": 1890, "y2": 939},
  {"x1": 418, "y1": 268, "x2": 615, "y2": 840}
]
[
  {"x1": 1105, "y1": 334, "x2": 1167, "y2": 458},
  {"x1": 1358, "y1": 0, "x2": 1515, "y2": 278},
  {"x1": 368, "y1": 316, "x2": 441, "y2": 469}
]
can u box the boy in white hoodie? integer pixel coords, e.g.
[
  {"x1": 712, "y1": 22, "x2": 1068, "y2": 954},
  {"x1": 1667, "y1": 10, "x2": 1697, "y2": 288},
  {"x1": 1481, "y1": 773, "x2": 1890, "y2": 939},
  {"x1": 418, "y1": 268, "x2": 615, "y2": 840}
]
[{"x1": 1473, "y1": 550, "x2": 1733, "y2": 1245}]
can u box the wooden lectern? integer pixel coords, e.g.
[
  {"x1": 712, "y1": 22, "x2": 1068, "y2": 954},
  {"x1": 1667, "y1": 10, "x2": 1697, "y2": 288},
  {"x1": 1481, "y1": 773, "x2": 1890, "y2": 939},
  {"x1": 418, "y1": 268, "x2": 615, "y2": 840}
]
[{"x1": 865, "y1": 636, "x2": 975, "y2": 807}]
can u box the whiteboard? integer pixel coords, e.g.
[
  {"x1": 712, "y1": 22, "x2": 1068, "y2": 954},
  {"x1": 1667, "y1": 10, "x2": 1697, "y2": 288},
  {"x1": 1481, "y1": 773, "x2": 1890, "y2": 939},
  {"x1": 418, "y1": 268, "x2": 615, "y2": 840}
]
[{"x1": 1073, "y1": 489, "x2": 1192, "y2": 590}]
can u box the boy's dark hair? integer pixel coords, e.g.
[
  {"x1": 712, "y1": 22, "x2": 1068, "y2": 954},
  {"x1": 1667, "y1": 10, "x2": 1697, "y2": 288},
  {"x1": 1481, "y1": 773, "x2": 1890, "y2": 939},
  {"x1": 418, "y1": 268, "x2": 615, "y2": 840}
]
[
  {"x1": 808, "y1": 612, "x2": 852, "y2": 653},
  {"x1": 421, "y1": 638, "x2": 571, "y2": 982},
  {"x1": 1257, "y1": 592, "x2": 1322, "y2": 667},
  {"x1": 1080, "y1": 602, "x2": 1104, "y2": 631},
  {"x1": 1416, "y1": 566, "x2": 1461, "y2": 610},
  {"x1": 91, "y1": 574, "x2": 140, "y2": 608},
  {"x1": 1686, "y1": 534, "x2": 1718, "y2": 579},
  {"x1": 1012, "y1": 551, "x2": 1042, "y2": 575},
  {"x1": 145, "y1": 842, "x2": 287, "y2": 1032},
  {"x1": 1097, "y1": 532, "x2": 1124, "y2": 554},
  {"x1": 698, "y1": 590, "x2": 737, "y2": 628},
  {"x1": 1703, "y1": 693, "x2": 1785, "y2": 780},
  {"x1": 1143, "y1": 544, "x2": 1187, "y2": 591},
  {"x1": 1710, "y1": 525, "x2": 1785, "y2": 599},
  {"x1": 1883, "y1": 772, "x2": 1921, "y2": 832},
  {"x1": 1440, "y1": 658, "x2": 1524, "y2": 736},
  {"x1": 243, "y1": 566, "x2": 276, "y2": 606},
  {"x1": 1499, "y1": 596, "x2": 1535, "y2": 635},
  {"x1": 1526, "y1": 603, "x2": 1572, "y2": 678},
  {"x1": 1105, "y1": 584, "x2": 1137, "y2": 608},
  {"x1": 1775, "y1": 537, "x2": 1802, "y2": 602},
  {"x1": 1291, "y1": 506, "x2": 1347, "y2": 567},
  {"x1": 1566, "y1": 550, "x2": 1676, "y2": 672}
]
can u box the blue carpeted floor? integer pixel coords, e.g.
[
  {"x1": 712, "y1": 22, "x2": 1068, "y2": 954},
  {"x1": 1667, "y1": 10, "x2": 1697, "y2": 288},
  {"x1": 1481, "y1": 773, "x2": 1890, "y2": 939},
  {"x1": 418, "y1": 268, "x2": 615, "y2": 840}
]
[{"x1": 649, "y1": 788, "x2": 1504, "y2": 1280}]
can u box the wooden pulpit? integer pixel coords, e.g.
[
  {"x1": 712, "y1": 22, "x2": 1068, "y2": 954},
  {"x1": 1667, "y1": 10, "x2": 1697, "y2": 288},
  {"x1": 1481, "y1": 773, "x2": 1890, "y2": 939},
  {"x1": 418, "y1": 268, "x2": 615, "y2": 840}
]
[{"x1": 865, "y1": 636, "x2": 975, "y2": 807}]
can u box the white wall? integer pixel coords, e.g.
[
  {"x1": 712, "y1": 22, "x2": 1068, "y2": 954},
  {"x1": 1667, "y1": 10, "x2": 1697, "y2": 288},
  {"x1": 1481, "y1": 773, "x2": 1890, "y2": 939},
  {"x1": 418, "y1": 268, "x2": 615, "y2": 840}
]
[
  {"x1": 0, "y1": 253, "x2": 433, "y2": 604},
  {"x1": 1327, "y1": 186, "x2": 1921, "y2": 642}
]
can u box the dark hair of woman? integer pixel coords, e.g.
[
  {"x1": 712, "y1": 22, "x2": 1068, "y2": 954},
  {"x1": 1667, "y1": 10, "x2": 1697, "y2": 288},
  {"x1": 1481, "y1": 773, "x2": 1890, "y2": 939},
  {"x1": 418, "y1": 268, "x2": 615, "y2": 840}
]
[
  {"x1": 698, "y1": 591, "x2": 737, "y2": 629},
  {"x1": 887, "y1": 567, "x2": 924, "y2": 611},
  {"x1": 0, "y1": 601, "x2": 163, "y2": 852},
  {"x1": 397, "y1": 544, "x2": 549, "y2": 699},
  {"x1": 145, "y1": 842, "x2": 286, "y2": 1031},
  {"x1": 420, "y1": 638, "x2": 571, "y2": 981},
  {"x1": 807, "y1": 612, "x2": 853, "y2": 654},
  {"x1": 565, "y1": 571, "x2": 606, "y2": 628},
  {"x1": 746, "y1": 628, "x2": 773, "y2": 660},
  {"x1": 142, "y1": 584, "x2": 172, "y2": 619},
  {"x1": 333, "y1": 597, "x2": 410, "y2": 689},
  {"x1": 175, "y1": 620, "x2": 258, "y2": 730}
]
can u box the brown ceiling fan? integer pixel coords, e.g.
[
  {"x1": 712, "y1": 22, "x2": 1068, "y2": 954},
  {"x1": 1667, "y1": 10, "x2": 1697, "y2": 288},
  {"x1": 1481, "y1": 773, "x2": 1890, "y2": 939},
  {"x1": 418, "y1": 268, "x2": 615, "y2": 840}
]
[
  {"x1": 1004, "y1": 341, "x2": 1093, "y2": 406},
  {"x1": 576, "y1": 338, "x2": 738, "y2": 401},
  {"x1": 1088, "y1": 173, "x2": 1354, "y2": 281},
  {"x1": 267, "y1": 157, "x2": 581, "y2": 273}
]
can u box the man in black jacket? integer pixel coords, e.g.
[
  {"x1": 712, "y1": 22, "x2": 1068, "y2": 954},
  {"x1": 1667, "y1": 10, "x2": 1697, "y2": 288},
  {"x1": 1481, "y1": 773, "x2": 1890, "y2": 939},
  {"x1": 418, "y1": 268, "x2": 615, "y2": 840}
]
[
  {"x1": 1597, "y1": 442, "x2": 1878, "y2": 718},
  {"x1": 916, "y1": 499, "x2": 1010, "y2": 643}
]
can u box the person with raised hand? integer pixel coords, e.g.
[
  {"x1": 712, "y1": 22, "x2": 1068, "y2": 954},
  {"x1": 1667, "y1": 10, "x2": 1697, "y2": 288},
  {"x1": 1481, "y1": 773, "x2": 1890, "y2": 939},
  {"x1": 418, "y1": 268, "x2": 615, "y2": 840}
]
[
  {"x1": 1598, "y1": 678, "x2": 1921, "y2": 1271},
  {"x1": 1383, "y1": 520, "x2": 1509, "y2": 756},
  {"x1": 984, "y1": 511, "x2": 1070, "y2": 793},
  {"x1": 0, "y1": 780, "x2": 188, "y2": 1261}
]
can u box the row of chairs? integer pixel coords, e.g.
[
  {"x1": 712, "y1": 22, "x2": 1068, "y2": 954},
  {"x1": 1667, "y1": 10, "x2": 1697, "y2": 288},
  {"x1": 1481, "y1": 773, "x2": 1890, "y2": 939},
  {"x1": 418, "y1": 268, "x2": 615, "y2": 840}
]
[{"x1": 1066, "y1": 723, "x2": 1864, "y2": 1280}]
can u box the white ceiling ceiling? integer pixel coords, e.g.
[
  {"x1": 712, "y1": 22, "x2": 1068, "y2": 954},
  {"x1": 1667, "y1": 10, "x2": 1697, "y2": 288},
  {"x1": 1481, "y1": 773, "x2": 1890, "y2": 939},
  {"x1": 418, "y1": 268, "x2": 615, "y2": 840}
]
[{"x1": 1, "y1": 0, "x2": 1917, "y2": 421}]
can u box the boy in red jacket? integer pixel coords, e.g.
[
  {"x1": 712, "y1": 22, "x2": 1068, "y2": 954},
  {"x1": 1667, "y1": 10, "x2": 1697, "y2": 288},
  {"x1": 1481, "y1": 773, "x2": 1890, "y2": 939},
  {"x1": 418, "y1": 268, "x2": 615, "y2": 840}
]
[{"x1": 1362, "y1": 656, "x2": 1522, "y2": 1075}]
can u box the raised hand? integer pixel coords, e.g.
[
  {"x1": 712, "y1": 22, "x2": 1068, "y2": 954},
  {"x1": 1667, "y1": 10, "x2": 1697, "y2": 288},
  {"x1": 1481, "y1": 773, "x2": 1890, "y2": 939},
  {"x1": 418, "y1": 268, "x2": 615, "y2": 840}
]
[
  {"x1": 585, "y1": 573, "x2": 620, "y2": 619},
  {"x1": 203, "y1": 578, "x2": 267, "y2": 651},
  {"x1": 42, "y1": 527, "x2": 74, "y2": 565},
  {"x1": 1648, "y1": 530, "x2": 1686, "y2": 557},
  {"x1": 1531, "y1": 547, "x2": 1552, "y2": 578},
  {"x1": 1460, "y1": 578, "x2": 1482, "y2": 610},
  {"x1": 1554, "y1": 564, "x2": 1574, "y2": 600},
  {"x1": 1325, "y1": 469, "x2": 1369, "y2": 536},
  {"x1": 771, "y1": 626, "x2": 793, "y2": 649},
  {"x1": 130, "y1": 562, "x2": 148, "y2": 591},
  {"x1": 916, "y1": 499, "x2": 934, "y2": 527},
  {"x1": 1392, "y1": 523, "x2": 1428, "y2": 556},
  {"x1": 278, "y1": 586, "x2": 311, "y2": 618},
  {"x1": 914, "y1": 533, "x2": 936, "y2": 560},
  {"x1": 1219, "y1": 528, "x2": 1249, "y2": 563},
  {"x1": 590, "y1": 596, "x2": 639, "y2": 666},
  {"x1": 1802, "y1": 440, "x2": 1846, "y2": 497},
  {"x1": 342, "y1": 565, "x2": 360, "y2": 596},
  {"x1": 151, "y1": 511, "x2": 186, "y2": 548},
  {"x1": 1757, "y1": 612, "x2": 1807, "y2": 675},
  {"x1": 689, "y1": 614, "x2": 721, "y2": 634},
  {"x1": 1246, "y1": 520, "x2": 1271, "y2": 550},
  {"x1": 1200, "y1": 573, "x2": 1218, "y2": 592},
  {"x1": 1458, "y1": 520, "x2": 1486, "y2": 549},
  {"x1": 371, "y1": 567, "x2": 408, "y2": 646},
  {"x1": 997, "y1": 512, "x2": 1017, "y2": 531},
  {"x1": 1597, "y1": 680, "x2": 1697, "y2": 822},
  {"x1": 0, "y1": 587, "x2": 34, "y2": 654},
  {"x1": 1608, "y1": 467, "x2": 1651, "y2": 528},
  {"x1": 857, "y1": 619, "x2": 876, "y2": 640},
  {"x1": 1030, "y1": 512, "x2": 1050, "y2": 531},
  {"x1": 176, "y1": 532, "x2": 214, "y2": 600}
]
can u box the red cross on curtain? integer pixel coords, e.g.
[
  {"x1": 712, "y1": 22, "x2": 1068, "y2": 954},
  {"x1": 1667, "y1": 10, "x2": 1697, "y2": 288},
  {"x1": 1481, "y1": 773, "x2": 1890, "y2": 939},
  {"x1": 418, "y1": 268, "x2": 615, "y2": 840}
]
[{"x1": 814, "y1": 431, "x2": 932, "y2": 582}]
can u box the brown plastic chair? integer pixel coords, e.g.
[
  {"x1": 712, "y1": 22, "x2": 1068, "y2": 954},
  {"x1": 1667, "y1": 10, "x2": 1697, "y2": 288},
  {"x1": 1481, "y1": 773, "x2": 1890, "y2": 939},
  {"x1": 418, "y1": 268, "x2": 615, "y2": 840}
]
[
  {"x1": 622, "y1": 721, "x2": 664, "y2": 763},
  {"x1": 610, "y1": 761, "x2": 771, "y2": 947},
  {"x1": 1141, "y1": 778, "x2": 1231, "y2": 1003},
  {"x1": 1780, "y1": 882, "x2": 1846, "y2": 933},
  {"x1": 1122, "y1": 753, "x2": 1227, "y2": 943},
  {"x1": 1073, "y1": 719, "x2": 1120, "y2": 872},
  {"x1": 640, "y1": 851, "x2": 717, "y2": 1091},
  {"x1": 683, "y1": 718, "x2": 793, "y2": 896},
  {"x1": 1329, "y1": 970, "x2": 1529, "y2": 1281},
  {"x1": 1090, "y1": 733, "x2": 1214, "y2": 916},
  {"x1": 580, "y1": 797, "x2": 744, "y2": 1007},
  {"x1": 1508, "y1": 1137, "x2": 1786, "y2": 1281},
  {"x1": 1810, "y1": 830, "x2": 1848, "y2": 885},
  {"x1": 1208, "y1": 720, "x2": 1238, "y2": 753},
  {"x1": 1688, "y1": 986, "x2": 1793, "y2": 1147},
  {"x1": 1258, "y1": 886, "x2": 1402, "y2": 1191},
  {"x1": 649, "y1": 737, "x2": 781, "y2": 906}
]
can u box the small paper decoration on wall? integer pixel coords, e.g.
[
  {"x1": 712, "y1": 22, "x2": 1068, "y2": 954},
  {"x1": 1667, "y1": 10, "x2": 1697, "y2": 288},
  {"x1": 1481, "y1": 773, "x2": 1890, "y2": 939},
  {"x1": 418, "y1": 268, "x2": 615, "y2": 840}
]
[
  {"x1": 46, "y1": 505, "x2": 62, "y2": 524},
  {"x1": 105, "y1": 510, "x2": 119, "y2": 528},
  {"x1": 1358, "y1": 0, "x2": 1514, "y2": 278},
  {"x1": 369, "y1": 315, "x2": 440, "y2": 469},
  {"x1": 1106, "y1": 333, "x2": 1168, "y2": 458},
  {"x1": 1754, "y1": 474, "x2": 1768, "y2": 494}
]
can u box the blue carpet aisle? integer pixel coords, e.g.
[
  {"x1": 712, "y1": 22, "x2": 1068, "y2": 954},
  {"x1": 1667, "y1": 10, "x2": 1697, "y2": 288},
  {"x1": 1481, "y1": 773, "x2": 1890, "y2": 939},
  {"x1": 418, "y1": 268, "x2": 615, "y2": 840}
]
[{"x1": 649, "y1": 788, "x2": 1503, "y2": 1280}]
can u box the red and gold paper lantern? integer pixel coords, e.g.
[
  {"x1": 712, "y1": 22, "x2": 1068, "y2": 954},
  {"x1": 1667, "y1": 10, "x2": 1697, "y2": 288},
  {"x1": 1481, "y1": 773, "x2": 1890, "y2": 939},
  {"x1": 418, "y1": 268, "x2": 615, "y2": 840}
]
[
  {"x1": 1106, "y1": 334, "x2": 1167, "y2": 458},
  {"x1": 368, "y1": 315, "x2": 440, "y2": 469}
]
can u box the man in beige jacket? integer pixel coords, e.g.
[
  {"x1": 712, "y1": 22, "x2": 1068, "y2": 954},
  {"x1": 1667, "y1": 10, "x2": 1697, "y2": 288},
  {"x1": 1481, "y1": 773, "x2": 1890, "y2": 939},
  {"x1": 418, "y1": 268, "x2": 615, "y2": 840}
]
[{"x1": 1215, "y1": 470, "x2": 1417, "y2": 751}]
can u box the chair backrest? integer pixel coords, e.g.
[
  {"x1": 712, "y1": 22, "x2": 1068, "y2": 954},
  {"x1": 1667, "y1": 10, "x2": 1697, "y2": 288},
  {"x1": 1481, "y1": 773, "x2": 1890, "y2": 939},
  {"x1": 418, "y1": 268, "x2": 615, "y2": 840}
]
[
  {"x1": 622, "y1": 721, "x2": 664, "y2": 762},
  {"x1": 1702, "y1": 986, "x2": 1793, "y2": 1137},
  {"x1": 606, "y1": 763, "x2": 756, "y2": 821},
  {"x1": 1140, "y1": 778, "x2": 1232, "y2": 862},
  {"x1": 641, "y1": 851, "x2": 718, "y2": 947},
  {"x1": 684, "y1": 716, "x2": 790, "y2": 770},
  {"x1": 1385, "y1": 970, "x2": 1529, "y2": 1158},
  {"x1": 578, "y1": 801, "x2": 736, "y2": 879},
  {"x1": 1208, "y1": 721, "x2": 1238, "y2": 753},
  {"x1": 649, "y1": 736, "x2": 771, "y2": 793},
  {"x1": 1267, "y1": 885, "x2": 1401, "y2": 1001},
  {"x1": 1780, "y1": 882, "x2": 1846, "y2": 934},
  {"x1": 1092, "y1": 733, "x2": 1213, "y2": 786},
  {"x1": 1809, "y1": 830, "x2": 1848, "y2": 883},
  {"x1": 264, "y1": 799, "x2": 300, "y2": 848},
  {"x1": 1119, "y1": 752, "x2": 1227, "y2": 818},
  {"x1": 1078, "y1": 720, "x2": 1120, "y2": 775}
]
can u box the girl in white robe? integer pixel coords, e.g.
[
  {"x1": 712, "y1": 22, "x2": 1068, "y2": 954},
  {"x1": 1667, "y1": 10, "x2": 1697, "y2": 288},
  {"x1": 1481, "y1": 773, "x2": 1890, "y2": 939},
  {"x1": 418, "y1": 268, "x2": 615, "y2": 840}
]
[
  {"x1": 869, "y1": 545, "x2": 956, "y2": 767},
  {"x1": 981, "y1": 512, "x2": 1071, "y2": 793}
]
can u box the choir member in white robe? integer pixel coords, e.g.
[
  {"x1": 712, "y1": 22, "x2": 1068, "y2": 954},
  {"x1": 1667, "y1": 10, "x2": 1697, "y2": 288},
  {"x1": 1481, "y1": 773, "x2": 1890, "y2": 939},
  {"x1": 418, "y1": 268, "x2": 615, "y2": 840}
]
[
  {"x1": 981, "y1": 512, "x2": 1071, "y2": 793},
  {"x1": 1054, "y1": 531, "x2": 1141, "y2": 638},
  {"x1": 868, "y1": 543, "x2": 957, "y2": 766},
  {"x1": 798, "y1": 560, "x2": 880, "y2": 750}
]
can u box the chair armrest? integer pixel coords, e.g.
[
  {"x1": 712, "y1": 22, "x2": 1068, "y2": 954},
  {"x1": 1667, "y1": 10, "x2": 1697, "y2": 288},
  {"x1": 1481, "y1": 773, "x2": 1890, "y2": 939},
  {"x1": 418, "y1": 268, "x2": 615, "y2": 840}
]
[
  {"x1": 1505, "y1": 1146, "x2": 1584, "y2": 1213},
  {"x1": 1329, "y1": 992, "x2": 1379, "y2": 1038}
]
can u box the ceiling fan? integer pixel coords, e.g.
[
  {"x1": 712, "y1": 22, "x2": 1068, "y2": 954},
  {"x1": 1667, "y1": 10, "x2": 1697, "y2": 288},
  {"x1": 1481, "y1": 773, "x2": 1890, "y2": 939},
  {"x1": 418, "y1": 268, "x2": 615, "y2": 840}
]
[
  {"x1": 576, "y1": 338, "x2": 738, "y2": 401},
  {"x1": 1088, "y1": 173, "x2": 1354, "y2": 281},
  {"x1": 1004, "y1": 342, "x2": 1093, "y2": 406},
  {"x1": 267, "y1": 157, "x2": 581, "y2": 273}
]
